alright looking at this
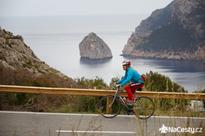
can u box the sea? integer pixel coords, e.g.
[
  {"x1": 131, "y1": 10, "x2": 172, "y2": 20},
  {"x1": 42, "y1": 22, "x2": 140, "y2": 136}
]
[{"x1": 1, "y1": 15, "x2": 205, "y2": 92}]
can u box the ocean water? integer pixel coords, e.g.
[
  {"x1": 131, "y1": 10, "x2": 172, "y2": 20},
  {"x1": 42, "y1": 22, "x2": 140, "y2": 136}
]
[{"x1": 1, "y1": 15, "x2": 205, "y2": 92}]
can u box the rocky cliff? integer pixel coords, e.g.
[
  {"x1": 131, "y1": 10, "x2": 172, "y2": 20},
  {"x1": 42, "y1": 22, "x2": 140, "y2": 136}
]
[
  {"x1": 123, "y1": 0, "x2": 205, "y2": 61},
  {"x1": 0, "y1": 27, "x2": 76, "y2": 87},
  {"x1": 79, "y1": 32, "x2": 112, "y2": 60}
]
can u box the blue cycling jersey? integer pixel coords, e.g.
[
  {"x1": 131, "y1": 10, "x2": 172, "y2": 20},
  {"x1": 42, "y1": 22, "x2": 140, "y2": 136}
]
[{"x1": 117, "y1": 67, "x2": 143, "y2": 86}]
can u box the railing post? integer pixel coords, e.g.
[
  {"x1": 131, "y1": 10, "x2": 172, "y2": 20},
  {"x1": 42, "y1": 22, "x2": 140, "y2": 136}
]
[{"x1": 106, "y1": 96, "x2": 112, "y2": 114}]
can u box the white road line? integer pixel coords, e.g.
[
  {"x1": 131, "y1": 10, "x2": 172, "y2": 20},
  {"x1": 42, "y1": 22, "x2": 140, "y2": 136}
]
[
  {"x1": 56, "y1": 130, "x2": 136, "y2": 134},
  {"x1": 152, "y1": 115, "x2": 205, "y2": 120},
  {"x1": 0, "y1": 111, "x2": 99, "y2": 116},
  {"x1": 0, "y1": 111, "x2": 204, "y2": 120}
]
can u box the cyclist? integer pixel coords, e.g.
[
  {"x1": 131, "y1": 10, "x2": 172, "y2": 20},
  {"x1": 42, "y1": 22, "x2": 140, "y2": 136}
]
[{"x1": 116, "y1": 60, "x2": 144, "y2": 104}]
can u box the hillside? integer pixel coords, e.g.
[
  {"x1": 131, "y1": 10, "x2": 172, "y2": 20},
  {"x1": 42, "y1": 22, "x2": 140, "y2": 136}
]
[
  {"x1": 122, "y1": 0, "x2": 205, "y2": 61},
  {"x1": 0, "y1": 27, "x2": 76, "y2": 87}
]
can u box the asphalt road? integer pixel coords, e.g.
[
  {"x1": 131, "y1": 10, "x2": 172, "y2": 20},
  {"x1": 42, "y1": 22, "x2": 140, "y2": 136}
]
[{"x1": 0, "y1": 111, "x2": 204, "y2": 136}]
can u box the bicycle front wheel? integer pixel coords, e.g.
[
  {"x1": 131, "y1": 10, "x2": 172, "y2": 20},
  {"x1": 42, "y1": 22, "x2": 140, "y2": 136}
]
[
  {"x1": 97, "y1": 96, "x2": 121, "y2": 118},
  {"x1": 133, "y1": 96, "x2": 155, "y2": 119}
]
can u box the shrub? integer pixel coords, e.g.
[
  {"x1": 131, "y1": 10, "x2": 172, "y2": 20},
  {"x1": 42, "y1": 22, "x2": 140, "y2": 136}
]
[{"x1": 145, "y1": 71, "x2": 189, "y2": 111}]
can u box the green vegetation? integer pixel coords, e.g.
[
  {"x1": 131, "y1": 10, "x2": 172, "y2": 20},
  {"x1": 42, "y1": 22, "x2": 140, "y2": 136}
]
[
  {"x1": 195, "y1": 89, "x2": 205, "y2": 109},
  {"x1": 145, "y1": 71, "x2": 186, "y2": 92},
  {"x1": 0, "y1": 64, "x2": 76, "y2": 87},
  {"x1": 0, "y1": 64, "x2": 76, "y2": 111},
  {"x1": 0, "y1": 69, "x2": 200, "y2": 117},
  {"x1": 75, "y1": 77, "x2": 109, "y2": 89},
  {"x1": 145, "y1": 71, "x2": 189, "y2": 112}
]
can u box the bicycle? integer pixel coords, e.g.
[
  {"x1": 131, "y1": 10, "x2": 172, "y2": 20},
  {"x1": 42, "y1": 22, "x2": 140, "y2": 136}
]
[{"x1": 97, "y1": 86, "x2": 155, "y2": 119}]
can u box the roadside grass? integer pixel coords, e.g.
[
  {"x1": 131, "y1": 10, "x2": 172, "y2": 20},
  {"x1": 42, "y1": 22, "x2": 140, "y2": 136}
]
[
  {"x1": 56, "y1": 115, "x2": 102, "y2": 136},
  {"x1": 154, "y1": 109, "x2": 205, "y2": 117}
]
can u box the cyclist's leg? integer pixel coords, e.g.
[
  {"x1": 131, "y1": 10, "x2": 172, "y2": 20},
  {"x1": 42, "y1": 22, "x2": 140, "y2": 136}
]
[
  {"x1": 124, "y1": 84, "x2": 134, "y2": 100},
  {"x1": 128, "y1": 83, "x2": 144, "y2": 115},
  {"x1": 124, "y1": 84, "x2": 135, "y2": 114},
  {"x1": 130, "y1": 83, "x2": 144, "y2": 93}
]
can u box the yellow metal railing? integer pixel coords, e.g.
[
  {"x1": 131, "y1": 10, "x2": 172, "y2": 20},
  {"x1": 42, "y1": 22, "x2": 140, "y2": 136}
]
[{"x1": 0, "y1": 85, "x2": 205, "y2": 100}]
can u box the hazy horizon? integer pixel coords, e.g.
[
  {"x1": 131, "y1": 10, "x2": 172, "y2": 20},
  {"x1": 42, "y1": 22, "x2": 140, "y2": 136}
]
[{"x1": 0, "y1": 0, "x2": 173, "y2": 17}]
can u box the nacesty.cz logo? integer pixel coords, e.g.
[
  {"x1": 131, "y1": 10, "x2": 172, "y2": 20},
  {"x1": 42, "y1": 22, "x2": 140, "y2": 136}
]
[{"x1": 159, "y1": 124, "x2": 203, "y2": 134}]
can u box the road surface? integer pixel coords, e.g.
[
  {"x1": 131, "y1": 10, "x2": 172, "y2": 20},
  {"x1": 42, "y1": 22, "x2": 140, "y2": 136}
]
[{"x1": 0, "y1": 111, "x2": 204, "y2": 136}]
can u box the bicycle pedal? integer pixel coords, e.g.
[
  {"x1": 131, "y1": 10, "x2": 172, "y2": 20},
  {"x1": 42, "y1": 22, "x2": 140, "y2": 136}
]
[{"x1": 127, "y1": 109, "x2": 134, "y2": 115}]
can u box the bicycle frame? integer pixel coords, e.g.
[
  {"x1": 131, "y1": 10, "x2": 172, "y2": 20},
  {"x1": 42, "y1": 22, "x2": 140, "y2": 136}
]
[
  {"x1": 109, "y1": 88, "x2": 129, "y2": 110},
  {"x1": 99, "y1": 87, "x2": 155, "y2": 119}
]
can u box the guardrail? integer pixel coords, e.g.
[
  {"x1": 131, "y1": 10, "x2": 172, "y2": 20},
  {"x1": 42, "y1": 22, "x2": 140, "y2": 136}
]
[{"x1": 0, "y1": 85, "x2": 205, "y2": 100}]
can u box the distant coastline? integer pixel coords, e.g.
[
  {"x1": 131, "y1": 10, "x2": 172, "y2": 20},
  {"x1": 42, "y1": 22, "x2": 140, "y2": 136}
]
[{"x1": 121, "y1": 50, "x2": 205, "y2": 62}]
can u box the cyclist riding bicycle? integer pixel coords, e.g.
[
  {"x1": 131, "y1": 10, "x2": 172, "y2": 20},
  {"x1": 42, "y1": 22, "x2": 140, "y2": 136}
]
[{"x1": 116, "y1": 60, "x2": 144, "y2": 104}]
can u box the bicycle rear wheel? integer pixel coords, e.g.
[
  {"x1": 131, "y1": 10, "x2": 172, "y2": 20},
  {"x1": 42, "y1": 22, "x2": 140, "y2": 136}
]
[
  {"x1": 97, "y1": 96, "x2": 121, "y2": 118},
  {"x1": 133, "y1": 96, "x2": 155, "y2": 119}
]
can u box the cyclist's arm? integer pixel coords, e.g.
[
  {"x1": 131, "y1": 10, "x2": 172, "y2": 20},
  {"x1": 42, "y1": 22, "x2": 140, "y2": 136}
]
[
  {"x1": 117, "y1": 78, "x2": 124, "y2": 84},
  {"x1": 120, "y1": 71, "x2": 133, "y2": 86},
  {"x1": 117, "y1": 75, "x2": 126, "y2": 84}
]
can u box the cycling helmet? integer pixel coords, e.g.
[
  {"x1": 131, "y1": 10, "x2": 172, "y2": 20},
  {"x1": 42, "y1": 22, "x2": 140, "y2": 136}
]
[{"x1": 122, "y1": 60, "x2": 131, "y2": 66}]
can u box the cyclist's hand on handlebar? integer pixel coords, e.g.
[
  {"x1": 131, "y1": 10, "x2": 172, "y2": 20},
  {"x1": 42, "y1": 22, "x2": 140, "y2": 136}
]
[{"x1": 116, "y1": 83, "x2": 121, "y2": 89}]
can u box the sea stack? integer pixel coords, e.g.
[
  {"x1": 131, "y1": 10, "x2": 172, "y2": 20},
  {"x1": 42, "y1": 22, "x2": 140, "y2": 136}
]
[{"x1": 79, "y1": 32, "x2": 112, "y2": 60}]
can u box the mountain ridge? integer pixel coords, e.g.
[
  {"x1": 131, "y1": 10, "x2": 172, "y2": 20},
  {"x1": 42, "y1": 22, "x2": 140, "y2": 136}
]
[
  {"x1": 122, "y1": 0, "x2": 205, "y2": 61},
  {"x1": 0, "y1": 27, "x2": 76, "y2": 87}
]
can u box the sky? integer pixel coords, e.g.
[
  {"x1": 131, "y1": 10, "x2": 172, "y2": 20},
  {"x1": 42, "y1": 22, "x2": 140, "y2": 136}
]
[{"x1": 0, "y1": 0, "x2": 173, "y2": 17}]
